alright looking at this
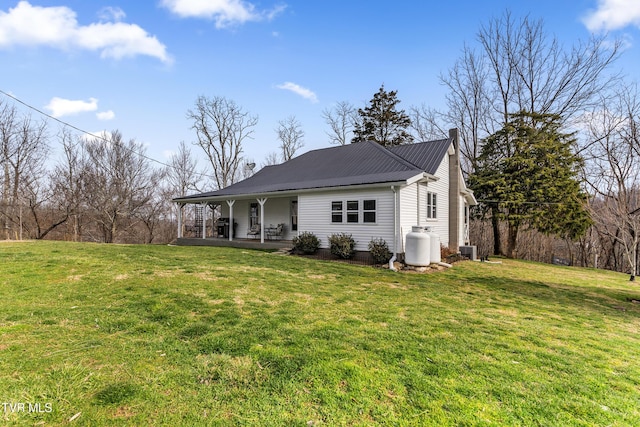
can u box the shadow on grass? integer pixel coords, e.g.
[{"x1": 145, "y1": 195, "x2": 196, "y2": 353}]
[{"x1": 463, "y1": 271, "x2": 640, "y2": 318}]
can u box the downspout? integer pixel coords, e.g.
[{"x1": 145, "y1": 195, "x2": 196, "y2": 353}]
[{"x1": 389, "y1": 185, "x2": 398, "y2": 271}]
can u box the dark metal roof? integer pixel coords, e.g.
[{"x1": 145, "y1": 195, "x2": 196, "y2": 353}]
[
  {"x1": 388, "y1": 138, "x2": 451, "y2": 174},
  {"x1": 174, "y1": 138, "x2": 452, "y2": 202}
]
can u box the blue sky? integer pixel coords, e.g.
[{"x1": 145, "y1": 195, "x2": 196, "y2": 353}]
[{"x1": 1, "y1": 0, "x2": 639, "y2": 169}]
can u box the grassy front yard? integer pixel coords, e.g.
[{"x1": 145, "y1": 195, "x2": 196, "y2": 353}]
[{"x1": 1, "y1": 241, "x2": 639, "y2": 426}]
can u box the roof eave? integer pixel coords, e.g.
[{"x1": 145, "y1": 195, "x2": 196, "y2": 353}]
[
  {"x1": 462, "y1": 188, "x2": 478, "y2": 206},
  {"x1": 173, "y1": 180, "x2": 412, "y2": 204}
]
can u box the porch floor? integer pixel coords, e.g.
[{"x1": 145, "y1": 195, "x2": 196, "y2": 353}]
[{"x1": 175, "y1": 237, "x2": 293, "y2": 251}]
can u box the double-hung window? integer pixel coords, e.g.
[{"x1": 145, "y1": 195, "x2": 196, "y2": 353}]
[
  {"x1": 426, "y1": 192, "x2": 437, "y2": 219},
  {"x1": 363, "y1": 200, "x2": 376, "y2": 223},
  {"x1": 331, "y1": 201, "x2": 343, "y2": 223},
  {"x1": 331, "y1": 199, "x2": 377, "y2": 224},
  {"x1": 346, "y1": 200, "x2": 359, "y2": 223}
]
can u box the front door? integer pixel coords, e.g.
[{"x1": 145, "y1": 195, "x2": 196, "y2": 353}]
[{"x1": 249, "y1": 202, "x2": 259, "y2": 228}]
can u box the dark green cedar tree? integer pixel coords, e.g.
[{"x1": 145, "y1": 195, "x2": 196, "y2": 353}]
[
  {"x1": 468, "y1": 111, "x2": 591, "y2": 258},
  {"x1": 352, "y1": 85, "x2": 413, "y2": 146}
]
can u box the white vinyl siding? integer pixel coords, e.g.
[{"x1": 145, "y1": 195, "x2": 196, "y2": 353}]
[
  {"x1": 400, "y1": 152, "x2": 451, "y2": 249},
  {"x1": 423, "y1": 153, "x2": 450, "y2": 247},
  {"x1": 399, "y1": 182, "x2": 417, "y2": 253},
  {"x1": 299, "y1": 188, "x2": 395, "y2": 251}
]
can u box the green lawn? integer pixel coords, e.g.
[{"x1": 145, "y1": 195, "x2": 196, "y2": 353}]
[{"x1": 1, "y1": 241, "x2": 639, "y2": 426}]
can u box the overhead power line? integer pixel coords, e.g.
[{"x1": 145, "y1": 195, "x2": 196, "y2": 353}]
[
  {"x1": 477, "y1": 199, "x2": 571, "y2": 206},
  {"x1": 0, "y1": 88, "x2": 217, "y2": 180}
]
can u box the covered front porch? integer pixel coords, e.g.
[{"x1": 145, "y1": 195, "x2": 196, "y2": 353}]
[
  {"x1": 175, "y1": 193, "x2": 299, "y2": 246},
  {"x1": 175, "y1": 237, "x2": 293, "y2": 250}
]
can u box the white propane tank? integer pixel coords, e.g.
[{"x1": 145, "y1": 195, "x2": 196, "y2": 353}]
[
  {"x1": 425, "y1": 227, "x2": 441, "y2": 264},
  {"x1": 405, "y1": 226, "x2": 431, "y2": 267}
]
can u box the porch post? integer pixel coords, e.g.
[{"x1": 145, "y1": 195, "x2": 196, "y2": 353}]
[
  {"x1": 177, "y1": 203, "x2": 184, "y2": 239},
  {"x1": 227, "y1": 200, "x2": 236, "y2": 241},
  {"x1": 257, "y1": 198, "x2": 268, "y2": 244},
  {"x1": 210, "y1": 203, "x2": 215, "y2": 239},
  {"x1": 201, "y1": 202, "x2": 207, "y2": 239}
]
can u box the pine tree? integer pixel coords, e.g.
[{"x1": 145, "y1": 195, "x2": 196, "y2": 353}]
[
  {"x1": 468, "y1": 112, "x2": 591, "y2": 258},
  {"x1": 352, "y1": 85, "x2": 413, "y2": 146}
]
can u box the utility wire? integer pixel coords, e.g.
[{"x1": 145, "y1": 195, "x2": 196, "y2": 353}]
[
  {"x1": 0, "y1": 89, "x2": 217, "y2": 180},
  {"x1": 476, "y1": 199, "x2": 574, "y2": 206}
]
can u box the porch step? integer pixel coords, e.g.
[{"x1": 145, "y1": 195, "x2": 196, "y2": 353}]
[{"x1": 272, "y1": 247, "x2": 293, "y2": 255}]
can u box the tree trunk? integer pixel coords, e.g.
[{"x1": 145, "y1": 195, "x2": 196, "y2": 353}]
[
  {"x1": 491, "y1": 210, "x2": 502, "y2": 256},
  {"x1": 506, "y1": 223, "x2": 518, "y2": 258}
]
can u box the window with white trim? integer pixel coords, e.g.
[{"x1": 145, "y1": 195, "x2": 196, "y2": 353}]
[
  {"x1": 347, "y1": 200, "x2": 359, "y2": 223},
  {"x1": 331, "y1": 201, "x2": 343, "y2": 223},
  {"x1": 331, "y1": 199, "x2": 377, "y2": 224},
  {"x1": 363, "y1": 199, "x2": 376, "y2": 223},
  {"x1": 426, "y1": 192, "x2": 437, "y2": 219}
]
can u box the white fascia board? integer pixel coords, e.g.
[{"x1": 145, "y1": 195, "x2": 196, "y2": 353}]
[
  {"x1": 407, "y1": 172, "x2": 438, "y2": 186},
  {"x1": 461, "y1": 188, "x2": 478, "y2": 205},
  {"x1": 174, "y1": 181, "x2": 410, "y2": 204}
]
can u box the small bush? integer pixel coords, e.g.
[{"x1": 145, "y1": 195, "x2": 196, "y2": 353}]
[
  {"x1": 441, "y1": 244, "x2": 456, "y2": 260},
  {"x1": 368, "y1": 238, "x2": 392, "y2": 264},
  {"x1": 292, "y1": 231, "x2": 320, "y2": 254},
  {"x1": 328, "y1": 233, "x2": 356, "y2": 259}
]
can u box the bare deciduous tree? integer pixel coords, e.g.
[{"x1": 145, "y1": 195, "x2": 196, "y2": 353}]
[
  {"x1": 187, "y1": 95, "x2": 258, "y2": 190},
  {"x1": 50, "y1": 129, "x2": 86, "y2": 241},
  {"x1": 0, "y1": 100, "x2": 49, "y2": 239},
  {"x1": 260, "y1": 151, "x2": 280, "y2": 169},
  {"x1": 133, "y1": 178, "x2": 169, "y2": 244},
  {"x1": 276, "y1": 115, "x2": 304, "y2": 161},
  {"x1": 322, "y1": 101, "x2": 356, "y2": 145},
  {"x1": 166, "y1": 141, "x2": 206, "y2": 197},
  {"x1": 443, "y1": 11, "x2": 621, "y2": 171},
  {"x1": 441, "y1": 45, "x2": 492, "y2": 174},
  {"x1": 584, "y1": 84, "x2": 640, "y2": 280},
  {"x1": 82, "y1": 131, "x2": 160, "y2": 243},
  {"x1": 409, "y1": 104, "x2": 447, "y2": 142}
]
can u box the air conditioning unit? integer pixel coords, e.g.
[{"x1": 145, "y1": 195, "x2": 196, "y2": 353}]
[{"x1": 460, "y1": 245, "x2": 477, "y2": 261}]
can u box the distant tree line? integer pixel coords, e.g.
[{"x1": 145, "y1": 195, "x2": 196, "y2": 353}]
[{"x1": 1, "y1": 10, "x2": 638, "y2": 280}]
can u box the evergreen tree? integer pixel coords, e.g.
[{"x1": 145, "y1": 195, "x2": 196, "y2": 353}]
[
  {"x1": 352, "y1": 85, "x2": 413, "y2": 146},
  {"x1": 469, "y1": 112, "x2": 591, "y2": 258}
]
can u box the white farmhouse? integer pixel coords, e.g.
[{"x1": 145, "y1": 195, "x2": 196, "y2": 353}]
[{"x1": 174, "y1": 128, "x2": 477, "y2": 256}]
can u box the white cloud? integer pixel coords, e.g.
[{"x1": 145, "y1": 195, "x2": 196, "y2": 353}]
[
  {"x1": 276, "y1": 82, "x2": 318, "y2": 103},
  {"x1": 45, "y1": 97, "x2": 98, "y2": 118},
  {"x1": 97, "y1": 110, "x2": 115, "y2": 121},
  {"x1": 583, "y1": 0, "x2": 640, "y2": 31},
  {"x1": 0, "y1": 1, "x2": 171, "y2": 63},
  {"x1": 161, "y1": 0, "x2": 285, "y2": 28},
  {"x1": 98, "y1": 7, "x2": 126, "y2": 22}
]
